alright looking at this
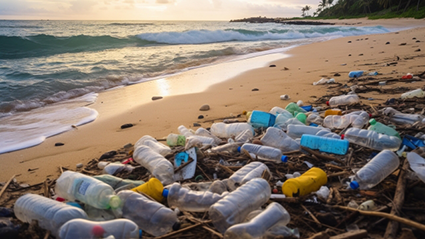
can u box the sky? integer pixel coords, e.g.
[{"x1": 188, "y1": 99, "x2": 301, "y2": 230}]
[{"x1": 0, "y1": 0, "x2": 323, "y2": 20}]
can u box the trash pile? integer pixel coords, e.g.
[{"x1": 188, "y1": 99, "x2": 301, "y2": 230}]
[{"x1": 1, "y1": 71, "x2": 425, "y2": 239}]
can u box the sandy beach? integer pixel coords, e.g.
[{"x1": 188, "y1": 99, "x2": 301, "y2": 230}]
[{"x1": 0, "y1": 17, "x2": 424, "y2": 184}]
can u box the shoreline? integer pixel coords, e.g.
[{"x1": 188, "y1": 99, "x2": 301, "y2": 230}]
[{"x1": 0, "y1": 18, "x2": 424, "y2": 184}]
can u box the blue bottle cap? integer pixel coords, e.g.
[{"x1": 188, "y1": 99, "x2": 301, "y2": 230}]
[
  {"x1": 237, "y1": 146, "x2": 242, "y2": 153},
  {"x1": 301, "y1": 105, "x2": 312, "y2": 111},
  {"x1": 162, "y1": 189, "x2": 169, "y2": 198},
  {"x1": 309, "y1": 123, "x2": 318, "y2": 127},
  {"x1": 66, "y1": 202, "x2": 83, "y2": 209},
  {"x1": 350, "y1": 181, "x2": 359, "y2": 189},
  {"x1": 281, "y1": 155, "x2": 288, "y2": 163},
  {"x1": 139, "y1": 229, "x2": 143, "y2": 238}
]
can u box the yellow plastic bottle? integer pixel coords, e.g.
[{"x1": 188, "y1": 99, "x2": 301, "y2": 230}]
[
  {"x1": 324, "y1": 109, "x2": 342, "y2": 117},
  {"x1": 131, "y1": 177, "x2": 165, "y2": 202},
  {"x1": 282, "y1": 167, "x2": 327, "y2": 197}
]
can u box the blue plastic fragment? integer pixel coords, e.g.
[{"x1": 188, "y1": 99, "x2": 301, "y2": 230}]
[{"x1": 174, "y1": 152, "x2": 189, "y2": 167}]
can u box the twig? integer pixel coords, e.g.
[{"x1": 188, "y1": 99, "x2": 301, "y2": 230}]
[
  {"x1": 217, "y1": 164, "x2": 235, "y2": 176},
  {"x1": 59, "y1": 165, "x2": 63, "y2": 174},
  {"x1": 301, "y1": 204, "x2": 322, "y2": 228},
  {"x1": 43, "y1": 231, "x2": 50, "y2": 239},
  {"x1": 155, "y1": 222, "x2": 203, "y2": 239},
  {"x1": 0, "y1": 174, "x2": 15, "y2": 199},
  {"x1": 174, "y1": 158, "x2": 194, "y2": 173},
  {"x1": 202, "y1": 226, "x2": 223, "y2": 238},
  {"x1": 197, "y1": 165, "x2": 212, "y2": 181},
  {"x1": 43, "y1": 180, "x2": 50, "y2": 198}
]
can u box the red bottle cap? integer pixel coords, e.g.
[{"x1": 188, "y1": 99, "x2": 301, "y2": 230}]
[
  {"x1": 326, "y1": 101, "x2": 330, "y2": 106},
  {"x1": 92, "y1": 225, "x2": 105, "y2": 237},
  {"x1": 341, "y1": 134, "x2": 345, "y2": 139},
  {"x1": 368, "y1": 113, "x2": 372, "y2": 118},
  {"x1": 272, "y1": 188, "x2": 278, "y2": 194},
  {"x1": 55, "y1": 197, "x2": 65, "y2": 202}
]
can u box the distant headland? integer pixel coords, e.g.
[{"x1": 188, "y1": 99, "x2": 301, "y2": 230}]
[{"x1": 230, "y1": 16, "x2": 334, "y2": 25}]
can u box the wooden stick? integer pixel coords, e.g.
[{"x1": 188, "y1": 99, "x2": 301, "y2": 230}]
[
  {"x1": 330, "y1": 229, "x2": 367, "y2": 239},
  {"x1": 333, "y1": 205, "x2": 425, "y2": 231},
  {"x1": 43, "y1": 231, "x2": 50, "y2": 239},
  {"x1": 174, "y1": 158, "x2": 194, "y2": 173},
  {"x1": 197, "y1": 165, "x2": 212, "y2": 181},
  {"x1": 202, "y1": 226, "x2": 223, "y2": 238},
  {"x1": 384, "y1": 159, "x2": 409, "y2": 239},
  {"x1": 0, "y1": 174, "x2": 15, "y2": 199},
  {"x1": 217, "y1": 164, "x2": 235, "y2": 175},
  {"x1": 155, "y1": 222, "x2": 203, "y2": 239},
  {"x1": 301, "y1": 204, "x2": 322, "y2": 228},
  {"x1": 59, "y1": 165, "x2": 64, "y2": 174},
  {"x1": 43, "y1": 180, "x2": 50, "y2": 198}
]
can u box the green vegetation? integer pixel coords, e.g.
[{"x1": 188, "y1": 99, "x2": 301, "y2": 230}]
[{"x1": 306, "y1": 0, "x2": 425, "y2": 19}]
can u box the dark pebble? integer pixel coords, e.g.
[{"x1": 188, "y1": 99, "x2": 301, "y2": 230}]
[
  {"x1": 334, "y1": 73, "x2": 341, "y2": 76},
  {"x1": 99, "y1": 151, "x2": 117, "y2": 160},
  {"x1": 198, "y1": 115, "x2": 204, "y2": 119},
  {"x1": 252, "y1": 88, "x2": 259, "y2": 91},
  {"x1": 415, "y1": 49, "x2": 421, "y2": 52},
  {"x1": 151, "y1": 96, "x2": 163, "y2": 101},
  {"x1": 193, "y1": 123, "x2": 201, "y2": 127},
  {"x1": 416, "y1": 40, "x2": 421, "y2": 43},
  {"x1": 399, "y1": 43, "x2": 406, "y2": 46},
  {"x1": 413, "y1": 37, "x2": 416, "y2": 40},
  {"x1": 121, "y1": 123, "x2": 133, "y2": 129},
  {"x1": 55, "y1": 143, "x2": 64, "y2": 147},
  {"x1": 269, "y1": 64, "x2": 276, "y2": 67},
  {"x1": 386, "y1": 42, "x2": 390, "y2": 44},
  {"x1": 359, "y1": 54, "x2": 363, "y2": 56},
  {"x1": 348, "y1": 41, "x2": 351, "y2": 43},
  {"x1": 348, "y1": 54, "x2": 351, "y2": 56}
]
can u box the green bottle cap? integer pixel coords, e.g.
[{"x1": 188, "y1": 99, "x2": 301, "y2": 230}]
[
  {"x1": 369, "y1": 118, "x2": 376, "y2": 125},
  {"x1": 109, "y1": 195, "x2": 121, "y2": 209}
]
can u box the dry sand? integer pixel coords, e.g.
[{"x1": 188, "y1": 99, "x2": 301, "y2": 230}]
[{"x1": 1, "y1": 18, "x2": 424, "y2": 184}]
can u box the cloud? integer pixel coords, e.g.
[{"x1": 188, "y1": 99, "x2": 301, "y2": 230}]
[{"x1": 156, "y1": 0, "x2": 175, "y2": 4}]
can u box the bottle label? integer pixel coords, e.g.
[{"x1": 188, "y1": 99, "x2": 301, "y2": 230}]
[
  {"x1": 177, "y1": 135, "x2": 186, "y2": 146},
  {"x1": 77, "y1": 180, "x2": 90, "y2": 196}
]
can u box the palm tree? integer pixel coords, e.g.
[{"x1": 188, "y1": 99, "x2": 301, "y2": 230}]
[
  {"x1": 328, "y1": 0, "x2": 334, "y2": 7},
  {"x1": 378, "y1": 0, "x2": 392, "y2": 8},
  {"x1": 301, "y1": 6, "x2": 306, "y2": 17},
  {"x1": 305, "y1": 5, "x2": 311, "y2": 16}
]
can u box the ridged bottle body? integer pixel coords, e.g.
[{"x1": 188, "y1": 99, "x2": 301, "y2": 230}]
[
  {"x1": 14, "y1": 194, "x2": 88, "y2": 237},
  {"x1": 195, "y1": 127, "x2": 222, "y2": 144},
  {"x1": 351, "y1": 150, "x2": 400, "y2": 190},
  {"x1": 328, "y1": 94, "x2": 360, "y2": 107},
  {"x1": 227, "y1": 162, "x2": 270, "y2": 191},
  {"x1": 401, "y1": 88, "x2": 425, "y2": 99},
  {"x1": 323, "y1": 112, "x2": 369, "y2": 129},
  {"x1": 344, "y1": 128, "x2": 402, "y2": 151},
  {"x1": 209, "y1": 178, "x2": 271, "y2": 234},
  {"x1": 135, "y1": 136, "x2": 171, "y2": 156},
  {"x1": 167, "y1": 183, "x2": 223, "y2": 212},
  {"x1": 210, "y1": 122, "x2": 254, "y2": 138},
  {"x1": 260, "y1": 127, "x2": 300, "y2": 153},
  {"x1": 133, "y1": 145, "x2": 174, "y2": 185},
  {"x1": 93, "y1": 175, "x2": 144, "y2": 190},
  {"x1": 368, "y1": 119, "x2": 400, "y2": 138},
  {"x1": 59, "y1": 218, "x2": 139, "y2": 239},
  {"x1": 117, "y1": 190, "x2": 179, "y2": 237},
  {"x1": 383, "y1": 107, "x2": 424, "y2": 125},
  {"x1": 306, "y1": 113, "x2": 323, "y2": 125},
  {"x1": 287, "y1": 125, "x2": 323, "y2": 139},
  {"x1": 210, "y1": 143, "x2": 241, "y2": 153},
  {"x1": 178, "y1": 125, "x2": 195, "y2": 137},
  {"x1": 240, "y1": 143, "x2": 284, "y2": 162}
]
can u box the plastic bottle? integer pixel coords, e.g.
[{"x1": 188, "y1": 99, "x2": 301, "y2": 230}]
[
  {"x1": 103, "y1": 162, "x2": 135, "y2": 175},
  {"x1": 14, "y1": 194, "x2": 88, "y2": 237},
  {"x1": 327, "y1": 94, "x2": 360, "y2": 107},
  {"x1": 234, "y1": 128, "x2": 254, "y2": 143},
  {"x1": 55, "y1": 171, "x2": 121, "y2": 209},
  {"x1": 133, "y1": 145, "x2": 174, "y2": 185},
  {"x1": 300, "y1": 135, "x2": 349, "y2": 155},
  {"x1": 368, "y1": 119, "x2": 400, "y2": 139},
  {"x1": 167, "y1": 183, "x2": 223, "y2": 212},
  {"x1": 269, "y1": 107, "x2": 292, "y2": 117},
  {"x1": 348, "y1": 70, "x2": 364, "y2": 78},
  {"x1": 383, "y1": 107, "x2": 424, "y2": 125},
  {"x1": 135, "y1": 135, "x2": 172, "y2": 156},
  {"x1": 324, "y1": 109, "x2": 342, "y2": 117},
  {"x1": 294, "y1": 112, "x2": 307, "y2": 124},
  {"x1": 306, "y1": 113, "x2": 323, "y2": 125},
  {"x1": 195, "y1": 127, "x2": 222, "y2": 145},
  {"x1": 350, "y1": 150, "x2": 400, "y2": 190},
  {"x1": 273, "y1": 112, "x2": 294, "y2": 126},
  {"x1": 313, "y1": 78, "x2": 328, "y2": 85},
  {"x1": 208, "y1": 180, "x2": 228, "y2": 195},
  {"x1": 285, "y1": 102, "x2": 307, "y2": 115},
  {"x1": 323, "y1": 113, "x2": 369, "y2": 129},
  {"x1": 227, "y1": 162, "x2": 270, "y2": 191},
  {"x1": 407, "y1": 152, "x2": 425, "y2": 183},
  {"x1": 401, "y1": 88, "x2": 425, "y2": 99},
  {"x1": 343, "y1": 128, "x2": 402, "y2": 151},
  {"x1": 287, "y1": 125, "x2": 325, "y2": 139},
  {"x1": 166, "y1": 133, "x2": 186, "y2": 147},
  {"x1": 84, "y1": 203, "x2": 116, "y2": 221},
  {"x1": 238, "y1": 143, "x2": 287, "y2": 163},
  {"x1": 315, "y1": 129, "x2": 341, "y2": 139},
  {"x1": 274, "y1": 116, "x2": 304, "y2": 130},
  {"x1": 247, "y1": 110, "x2": 276, "y2": 129},
  {"x1": 210, "y1": 142, "x2": 241, "y2": 153},
  {"x1": 178, "y1": 125, "x2": 195, "y2": 137},
  {"x1": 210, "y1": 122, "x2": 254, "y2": 138},
  {"x1": 93, "y1": 175, "x2": 144, "y2": 190},
  {"x1": 185, "y1": 135, "x2": 217, "y2": 149},
  {"x1": 131, "y1": 177, "x2": 167, "y2": 202},
  {"x1": 223, "y1": 202, "x2": 290, "y2": 239},
  {"x1": 59, "y1": 218, "x2": 140, "y2": 239},
  {"x1": 260, "y1": 127, "x2": 300, "y2": 153},
  {"x1": 117, "y1": 190, "x2": 180, "y2": 237},
  {"x1": 209, "y1": 178, "x2": 271, "y2": 234},
  {"x1": 282, "y1": 167, "x2": 327, "y2": 197}
]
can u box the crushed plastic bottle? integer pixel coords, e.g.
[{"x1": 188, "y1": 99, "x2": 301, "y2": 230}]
[
  {"x1": 55, "y1": 171, "x2": 121, "y2": 209},
  {"x1": 178, "y1": 125, "x2": 195, "y2": 137},
  {"x1": 306, "y1": 113, "x2": 323, "y2": 125},
  {"x1": 407, "y1": 152, "x2": 425, "y2": 183},
  {"x1": 382, "y1": 107, "x2": 424, "y2": 125},
  {"x1": 343, "y1": 128, "x2": 402, "y2": 151},
  {"x1": 14, "y1": 194, "x2": 88, "y2": 238},
  {"x1": 323, "y1": 111, "x2": 369, "y2": 129},
  {"x1": 260, "y1": 127, "x2": 300, "y2": 153},
  {"x1": 282, "y1": 167, "x2": 327, "y2": 197},
  {"x1": 238, "y1": 143, "x2": 288, "y2": 163},
  {"x1": 327, "y1": 94, "x2": 360, "y2": 107},
  {"x1": 134, "y1": 135, "x2": 171, "y2": 156},
  {"x1": 209, "y1": 178, "x2": 271, "y2": 234},
  {"x1": 350, "y1": 150, "x2": 400, "y2": 190},
  {"x1": 167, "y1": 183, "x2": 223, "y2": 212},
  {"x1": 59, "y1": 218, "x2": 140, "y2": 239},
  {"x1": 368, "y1": 119, "x2": 400, "y2": 139},
  {"x1": 133, "y1": 145, "x2": 174, "y2": 185},
  {"x1": 227, "y1": 162, "x2": 270, "y2": 191},
  {"x1": 269, "y1": 107, "x2": 293, "y2": 117},
  {"x1": 131, "y1": 177, "x2": 167, "y2": 202},
  {"x1": 401, "y1": 88, "x2": 425, "y2": 99},
  {"x1": 103, "y1": 162, "x2": 135, "y2": 175},
  {"x1": 195, "y1": 127, "x2": 222, "y2": 145},
  {"x1": 185, "y1": 135, "x2": 216, "y2": 149},
  {"x1": 84, "y1": 204, "x2": 116, "y2": 221},
  {"x1": 285, "y1": 102, "x2": 307, "y2": 115},
  {"x1": 93, "y1": 175, "x2": 144, "y2": 190},
  {"x1": 301, "y1": 135, "x2": 349, "y2": 155},
  {"x1": 166, "y1": 133, "x2": 186, "y2": 147},
  {"x1": 210, "y1": 122, "x2": 254, "y2": 138},
  {"x1": 235, "y1": 129, "x2": 254, "y2": 143},
  {"x1": 287, "y1": 125, "x2": 325, "y2": 139},
  {"x1": 117, "y1": 190, "x2": 180, "y2": 237},
  {"x1": 224, "y1": 202, "x2": 290, "y2": 239},
  {"x1": 210, "y1": 142, "x2": 241, "y2": 153},
  {"x1": 248, "y1": 110, "x2": 276, "y2": 129}
]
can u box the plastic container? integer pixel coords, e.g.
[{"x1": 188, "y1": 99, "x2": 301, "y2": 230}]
[
  {"x1": 103, "y1": 162, "x2": 135, "y2": 175},
  {"x1": 208, "y1": 180, "x2": 228, "y2": 195},
  {"x1": 343, "y1": 128, "x2": 402, "y2": 151},
  {"x1": 315, "y1": 129, "x2": 341, "y2": 139},
  {"x1": 117, "y1": 190, "x2": 180, "y2": 237},
  {"x1": 55, "y1": 171, "x2": 121, "y2": 209},
  {"x1": 185, "y1": 135, "x2": 217, "y2": 148},
  {"x1": 166, "y1": 133, "x2": 186, "y2": 147},
  {"x1": 135, "y1": 135, "x2": 172, "y2": 156},
  {"x1": 178, "y1": 125, "x2": 195, "y2": 137},
  {"x1": 287, "y1": 125, "x2": 324, "y2": 139},
  {"x1": 133, "y1": 145, "x2": 174, "y2": 185},
  {"x1": 294, "y1": 112, "x2": 307, "y2": 124},
  {"x1": 368, "y1": 119, "x2": 400, "y2": 139},
  {"x1": 383, "y1": 107, "x2": 424, "y2": 125},
  {"x1": 323, "y1": 113, "x2": 369, "y2": 129},
  {"x1": 285, "y1": 102, "x2": 307, "y2": 116},
  {"x1": 167, "y1": 183, "x2": 223, "y2": 212},
  {"x1": 324, "y1": 109, "x2": 342, "y2": 117},
  {"x1": 83, "y1": 203, "x2": 116, "y2": 221},
  {"x1": 348, "y1": 70, "x2": 364, "y2": 78},
  {"x1": 209, "y1": 178, "x2": 271, "y2": 234},
  {"x1": 306, "y1": 113, "x2": 323, "y2": 125},
  {"x1": 260, "y1": 127, "x2": 300, "y2": 153},
  {"x1": 407, "y1": 152, "x2": 425, "y2": 183},
  {"x1": 313, "y1": 78, "x2": 328, "y2": 85},
  {"x1": 269, "y1": 107, "x2": 292, "y2": 117},
  {"x1": 59, "y1": 218, "x2": 139, "y2": 239},
  {"x1": 274, "y1": 116, "x2": 304, "y2": 130},
  {"x1": 14, "y1": 194, "x2": 87, "y2": 237},
  {"x1": 247, "y1": 110, "x2": 276, "y2": 129},
  {"x1": 210, "y1": 122, "x2": 254, "y2": 138},
  {"x1": 227, "y1": 162, "x2": 270, "y2": 191},
  {"x1": 195, "y1": 127, "x2": 222, "y2": 145},
  {"x1": 223, "y1": 202, "x2": 290, "y2": 239},
  {"x1": 93, "y1": 175, "x2": 144, "y2": 190},
  {"x1": 300, "y1": 135, "x2": 349, "y2": 155},
  {"x1": 239, "y1": 143, "x2": 287, "y2": 163},
  {"x1": 401, "y1": 88, "x2": 425, "y2": 99},
  {"x1": 131, "y1": 177, "x2": 166, "y2": 202},
  {"x1": 234, "y1": 129, "x2": 254, "y2": 143},
  {"x1": 210, "y1": 142, "x2": 241, "y2": 153},
  {"x1": 282, "y1": 167, "x2": 327, "y2": 197},
  {"x1": 327, "y1": 94, "x2": 360, "y2": 107},
  {"x1": 350, "y1": 150, "x2": 400, "y2": 190}
]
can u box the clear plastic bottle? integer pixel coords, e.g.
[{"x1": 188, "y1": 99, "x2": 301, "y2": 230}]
[
  {"x1": 210, "y1": 122, "x2": 254, "y2": 138},
  {"x1": 133, "y1": 145, "x2": 174, "y2": 185},
  {"x1": 166, "y1": 133, "x2": 186, "y2": 147},
  {"x1": 117, "y1": 190, "x2": 180, "y2": 237},
  {"x1": 55, "y1": 171, "x2": 121, "y2": 209},
  {"x1": 306, "y1": 113, "x2": 323, "y2": 125},
  {"x1": 167, "y1": 183, "x2": 223, "y2": 212},
  {"x1": 84, "y1": 204, "x2": 116, "y2": 221},
  {"x1": 343, "y1": 128, "x2": 402, "y2": 151},
  {"x1": 239, "y1": 143, "x2": 287, "y2": 163},
  {"x1": 274, "y1": 116, "x2": 304, "y2": 130},
  {"x1": 269, "y1": 107, "x2": 292, "y2": 117},
  {"x1": 178, "y1": 125, "x2": 195, "y2": 137},
  {"x1": 300, "y1": 135, "x2": 349, "y2": 155},
  {"x1": 407, "y1": 152, "x2": 425, "y2": 183},
  {"x1": 93, "y1": 175, "x2": 144, "y2": 190},
  {"x1": 248, "y1": 110, "x2": 276, "y2": 129},
  {"x1": 285, "y1": 102, "x2": 307, "y2": 115},
  {"x1": 59, "y1": 218, "x2": 140, "y2": 239},
  {"x1": 195, "y1": 127, "x2": 222, "y2": 145},
  {"x1": 209, "y1": 178, "x2": 271, "y2": 234},
  {"x1": 350, "y1": 150, "x2": 400, "y2": 190},
  {"x1": 185, "y1": 135, "x2": 216, "y2": 148},
  {"x1": 287, "y1": 125, "x2": 325, "y2": 139},
  {"x1": 327, "y1": 94, "x2": 360, "y2": 107},
  {"x1": 227, "y1": 162, "x2": 270, "y2": 191},
  {"x1": 103, "y1": 162, "x2": 135, "y2": 175},
  {"x1": 383, "y1": 107, "x2": 424, "y2": 125},
  {"x1": 323, "y1": 112, "x2": 369, "y2": 129},
  {"x1": 210, "y1": 142, "x2": 242, "y2": 153},
  {"x1": 223, "y1": 202, "x2": 290, "y2": 239},
  {"x1": 208, "y1": 180, "x2": 228, "y2": 195},
  {"x1": 260, "y1": 127, "x2": 300, "y2": 153},
  {"x1": 315, "y1": 129, "x2": 341, "y2": 139},
  {"x1": 135, "y1": 135, "x2": 171, "y2": 156},
  {"x1": 14, "y1": 194, "x2": 88, "y2": 238},
  {"x1": 368, "y1": 119, "x2": 400, "y2": 139},
  {"x1": 235, "y1": 129, "x2": 254, "y2": 143},
  {"x1": 401, "y1": 88, "x2": 425, "y2": 99}
]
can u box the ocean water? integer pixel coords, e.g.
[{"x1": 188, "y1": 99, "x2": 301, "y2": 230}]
[{"x1": 0, "y1": 20, "x2": 392, "y2": 154}]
